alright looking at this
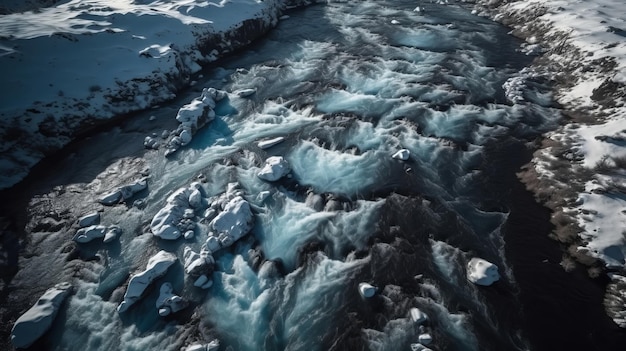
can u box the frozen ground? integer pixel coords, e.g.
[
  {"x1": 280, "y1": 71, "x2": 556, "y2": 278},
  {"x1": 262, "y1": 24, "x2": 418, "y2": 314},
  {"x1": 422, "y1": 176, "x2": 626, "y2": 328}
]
[
  {"x1": 0, "y1": 0, "x2": 312, "y2": 189},
  {"x1": 475, "y1": 0, "x2": 626, "y2": 327}
]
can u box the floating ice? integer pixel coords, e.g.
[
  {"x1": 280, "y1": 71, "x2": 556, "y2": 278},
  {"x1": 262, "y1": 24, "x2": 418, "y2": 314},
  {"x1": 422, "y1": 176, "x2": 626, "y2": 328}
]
[
  {"x1": 418, "y1": 333, "x2": 433, "y2": 345},
  {"x1": 257, "y1": 136, "x2": 285, "y2": 149},
  {"x1": 235, "y1": 88, "x2": 257, "y2": 97},
  {"x1": 118, "y1": 250, "x2": 177, "y2": 313},
  {"x1": 358, "y1": 282, "x2": 377, "y2": 298},
  {"x1": 409, "y1": 307, "x2": 428, "y2": 325},
  {"x1": 11, "y1": 282, "x2": 72, "y2": 349},
  {"x1": 156, "y1": 282, "x2": 187, "y2": 317},
  {"x1": 392, "y1": 149, "x2": 410, "y2": 161},
  {"x1": 411, "y1": 343, "x2": 433, "y2": 351},
  {"x1": 466, "y1": 257, "x2": 500, "y2": 286},
  {"x1": 257, "y1": 156, "x2": 290, "y2": 182},
  {"x1": 184, "y1": 340, "x2": 220, "y2": 351}
]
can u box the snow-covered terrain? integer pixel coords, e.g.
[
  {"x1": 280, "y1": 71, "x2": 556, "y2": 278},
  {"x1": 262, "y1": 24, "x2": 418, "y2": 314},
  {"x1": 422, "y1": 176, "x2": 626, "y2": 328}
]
[
  {"x1": 0, "y1": 0, "x2": 311, "y2": 189},
  {"x1": 3, "y1": 1, "x2": 626, "y2": 350},
  {"x1": 474, "y1": 0, "x2": 626, "y2": 327}
]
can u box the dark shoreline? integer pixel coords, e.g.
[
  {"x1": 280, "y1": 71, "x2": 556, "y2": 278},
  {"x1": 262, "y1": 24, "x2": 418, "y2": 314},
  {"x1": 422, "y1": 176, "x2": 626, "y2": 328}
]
[{"x1": 485, "y1": 138, "x2": 626, "y2": 350}]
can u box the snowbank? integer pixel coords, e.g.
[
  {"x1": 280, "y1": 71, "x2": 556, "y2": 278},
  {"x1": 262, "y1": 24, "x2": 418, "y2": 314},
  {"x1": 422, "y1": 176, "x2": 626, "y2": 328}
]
[
  {"x1": 0, "y1": 0, "x2": 311, "y2": 189},
  {"x1": 475, "y1": 0, "x2": 626, "y2": 326},
  {"x1": 11, "y1": 282, "x2": 72, "y2": 349}
]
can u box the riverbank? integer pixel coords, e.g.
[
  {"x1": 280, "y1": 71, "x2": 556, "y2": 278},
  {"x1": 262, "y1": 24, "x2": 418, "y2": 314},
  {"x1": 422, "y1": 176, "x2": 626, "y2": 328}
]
[
  {"x1": 474, "y1": 0, "x2": 626, "y2": 328},
  {"x1": 0, "y1": 0, "x2": 316, "y2": 190}
]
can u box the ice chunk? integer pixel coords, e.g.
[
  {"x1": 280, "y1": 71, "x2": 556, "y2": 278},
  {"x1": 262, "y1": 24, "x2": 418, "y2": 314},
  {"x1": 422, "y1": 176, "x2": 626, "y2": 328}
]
[
  {"x1": 156, "y1": 283, "x2": 187, "y2": 316},
  {"x1": 99, "y1": 190, "x2": 122, "y2": 205},
  {"x1": 418, "y1": 333, "x2": 433, "y2": 345},
  {"x1": 358, "y1": 282, "x2": 376, "y2": 298},
  {"x1": 99, "y1": 178, "x2": 148, "y2": 206},
  {"x1": 73, "y1": 225, "x2": 107, "y2": 243},
  {"x1": 392, "y1": 149, "x2": 410, "y2": 160},
  {"x1": 11, "y1": 282, "x2": 72, "y2": 349},
  {"x1": 78, "y1": 212, "x2": 100, "y2": 228},
  {"x1": 410, "y1": 344, "x2": 432, "y2": 351},
  {"x1": 184, "y1": 340, "x2": 220, "y2": 351},
  {"x1": 210, "y1": 196, "x2": 253, "y2": 244},
  {"x1": 118, "y1": 251, "x2": 177, "y2": 313},
  {"x1": 467, "y1": 257, "x2": 500, "y2": 286},
  {"x1": 151, "y1": 185, "x2": 205, "y2": 240},
  {"x1": 151, "y1": 204, "x2": 184, "y2": 240},
  {"x1": 257, "y1": 156, "x2": 290, "y2": 182},
  {"x1": 257, "y1": 136, "x2": 285, "y2": 149},
  {"x1": 409, "y1": 307, "x2": 428, "y2": 324},
  {"x1": 235, "y1": 88, "x2": 256, "y2": 97},
  {"x1": 183, "y1": 246, "x2": 215, "y2": 278}
]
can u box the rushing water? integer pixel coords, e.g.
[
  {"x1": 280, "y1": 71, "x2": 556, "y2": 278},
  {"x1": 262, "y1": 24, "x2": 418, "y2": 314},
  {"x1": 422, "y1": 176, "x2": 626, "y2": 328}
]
[{"x1": 4, "y1": 1, "x2": 626, "y2": 351}]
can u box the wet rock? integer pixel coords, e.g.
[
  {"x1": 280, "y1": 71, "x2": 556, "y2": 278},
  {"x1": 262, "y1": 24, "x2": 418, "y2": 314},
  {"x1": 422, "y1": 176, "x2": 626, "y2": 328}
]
[
  {"x1": 156, "y1": 283, "x2": 187, "y2": 316},
  {"x1": 73, "y1": 225, "x2": 107, "y2": 243},
  {"x1": 78, "y1": 212, "x2": 100, "y2": 228},
  {"x1": 118, "y1": 250, "x2": 177, "y2": 313},
  {"x1": 11, "y1": 282, "x2": 72, "y2": 349}
]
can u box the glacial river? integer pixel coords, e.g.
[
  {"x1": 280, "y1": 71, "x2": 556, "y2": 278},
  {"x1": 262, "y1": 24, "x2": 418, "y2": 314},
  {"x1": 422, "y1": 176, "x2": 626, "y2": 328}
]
[{"x1": 2, "y1": 1, "x2": 625, "y2": 351}]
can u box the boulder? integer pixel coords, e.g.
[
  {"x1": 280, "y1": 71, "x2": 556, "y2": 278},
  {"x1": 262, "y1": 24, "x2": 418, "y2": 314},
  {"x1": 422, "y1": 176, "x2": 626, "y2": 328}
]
[
  {"x1": 183, "y1": 246, "x2": 215, "y2": 278},
  {"x1": 11, "y1": 282, "x2": 72, "y2": 349},
  {"x1": 118, "y1": 251, "x2": 177, "y2": 313},
  {"x1": 78, "y1": 212, "x2": 100, "y2": 228},
  {"x1": 467, "y1": 257, "x2": 500, "y2": 286},
  {"x1": 73, "y1": 225, "x2": 107, "y2": 243},
  {"x1": 257, "y1": 156, "x2": 290, "y2": 182},
  {"x1": 209, "y1": 196, "x2": 253, "y2": 248}
]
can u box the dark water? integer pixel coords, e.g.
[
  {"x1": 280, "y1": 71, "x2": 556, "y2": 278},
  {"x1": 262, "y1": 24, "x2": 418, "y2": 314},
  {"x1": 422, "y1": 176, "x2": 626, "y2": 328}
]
[{"x1": 2, "y1": 1, "x2": 626, "y2": 350}]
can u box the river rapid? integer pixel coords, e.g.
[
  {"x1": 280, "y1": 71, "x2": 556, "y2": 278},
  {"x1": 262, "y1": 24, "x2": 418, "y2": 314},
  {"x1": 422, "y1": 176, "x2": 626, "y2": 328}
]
[{"x1": 2, "y1": 1, "x2": 625, "y2": 350}]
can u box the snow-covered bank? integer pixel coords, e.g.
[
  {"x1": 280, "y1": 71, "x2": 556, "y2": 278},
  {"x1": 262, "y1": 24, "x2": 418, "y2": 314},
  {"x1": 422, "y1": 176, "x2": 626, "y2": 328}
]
[
  {"x1": 474, "y1": 0, "x2": 626, "y2": 326},
  {"x1": 0, "y1": 0, "x2": 313, "y2": 189}
]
